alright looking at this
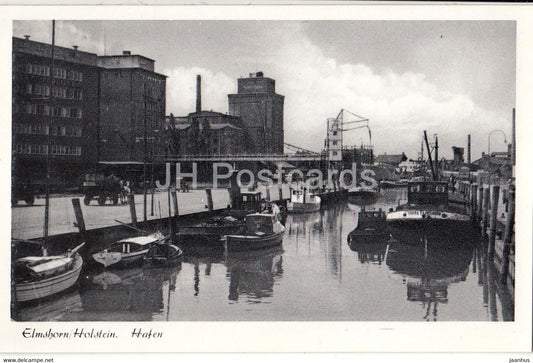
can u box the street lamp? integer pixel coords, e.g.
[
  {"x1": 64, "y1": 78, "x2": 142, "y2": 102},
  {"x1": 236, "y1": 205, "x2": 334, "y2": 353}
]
[{"x1": 488, "y1": 129, "x2": 507, "y2": 155}]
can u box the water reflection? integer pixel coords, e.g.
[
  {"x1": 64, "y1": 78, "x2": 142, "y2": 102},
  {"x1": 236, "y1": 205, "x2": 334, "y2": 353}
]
[
  {"x1": 225, "y1": 245, "x2": 284, "y2": 302},
  {"x1": 77, "y1": 266, "x2": 179, "y2": 321},
  {"x1": 386, "y1": 242, "x2": 473, "y2": 321},
  {"x1": 15, "y1": 188, "x2": 514, "y2": 321}
]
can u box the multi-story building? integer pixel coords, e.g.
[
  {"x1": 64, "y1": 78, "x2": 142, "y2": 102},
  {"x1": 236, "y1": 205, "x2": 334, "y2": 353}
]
[
  {"x1": 228, "y1": 72, "x2": 284, "y2": 155},
  {"x1": 98, "y1": 51, "x2": 167, "y2": 163},
  {"x1": 12, "y1": 36, "x2": 100, "y2": 188}
]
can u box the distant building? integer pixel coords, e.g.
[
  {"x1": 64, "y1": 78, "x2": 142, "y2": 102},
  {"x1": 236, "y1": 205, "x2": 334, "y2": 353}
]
[
  {"x1": 374, "y1": 153, "x2": 408, "y2": 168},
  {"x1": 228, "y1": 72, "x2": 284, "y2": 154},
  {"x1": 12, "y1": 36, "x2": 100, "y2": 188},
  {"x1": 398, "y1": 159, "x2": 422, "y2": 173},
  {"x1": 165, "y1": 111, "x2": 247, "y2": 156},
  {"x1": 452, "y1": 146, "x2": 465, "y2": 164},
  {"x1": 97, "y1": 51, "x2": 167, "y2": 163}
]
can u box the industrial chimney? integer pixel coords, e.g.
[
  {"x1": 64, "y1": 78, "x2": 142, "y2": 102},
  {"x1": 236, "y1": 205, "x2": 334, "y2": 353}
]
[
  {"x1": 196, "y1": 75, "x2": 202, "y2": 114},
  {"x1": 467, "y1": 134, "x2": 471, "y2": 164}
]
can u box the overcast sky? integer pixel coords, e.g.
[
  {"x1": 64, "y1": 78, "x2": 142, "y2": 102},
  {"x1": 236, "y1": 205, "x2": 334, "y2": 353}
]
[{"x1": 14, "y1": 20, "x2": 516, "y2": 160}]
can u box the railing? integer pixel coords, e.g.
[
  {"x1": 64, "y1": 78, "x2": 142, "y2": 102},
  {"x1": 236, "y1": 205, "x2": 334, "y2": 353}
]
[{"x1": 158, "y1": 154, "x2": 325, "y2": 162}]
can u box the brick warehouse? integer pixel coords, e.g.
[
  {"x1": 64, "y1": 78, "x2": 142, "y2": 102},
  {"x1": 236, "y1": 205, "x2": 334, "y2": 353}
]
[{"x1": 12, "y1": 37, "x2": 167, "y2": 189}]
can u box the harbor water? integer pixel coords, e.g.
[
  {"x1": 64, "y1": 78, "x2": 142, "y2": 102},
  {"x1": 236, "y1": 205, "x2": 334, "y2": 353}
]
[{"x1": 15, "y1": 188, "x2": 514, "y2": 322}]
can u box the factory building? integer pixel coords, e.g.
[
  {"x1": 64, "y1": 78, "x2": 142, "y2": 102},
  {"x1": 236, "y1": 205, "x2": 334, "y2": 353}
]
[{"x1": 228, "y1": 72, "x2": 284, "y2": 155}]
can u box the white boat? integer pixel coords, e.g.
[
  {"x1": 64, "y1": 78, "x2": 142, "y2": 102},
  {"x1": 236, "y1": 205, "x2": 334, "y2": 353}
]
[
  {"x1": 287, "y1": 188, "x2": 321, "y2": 213},
  {"x1": 13, "y1": 243, "x2": 85, "y2": 303},
  {"x1": 92, "y1": 231, "x2": 167, "y2": 268}
]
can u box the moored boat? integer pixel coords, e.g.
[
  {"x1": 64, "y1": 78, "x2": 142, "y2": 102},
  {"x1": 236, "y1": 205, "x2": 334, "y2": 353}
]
[
  {"x1": 92, "y1": 231, "x2": 167, "y2": 268},
  {"x1": 347, "y1": 185, "x2": 378, "y2": 203},
  {"x1": 13, "y1": 243, "x2": 85, "y2": 303},
  {"x1": 347, "y1": 209, "x2": 394, "y2": 245},
  {"x1": 386, "y1": 181, "x2": 475, "y2": 247},
  {"x1": 223, "y1": 213, "x2": 285, "y2": 253},
  {"x1": 143, "y1": 243, "x2": 183, "y2": 267},
  {"x1": 287, "y1": 187, "x2": 321, "y2": 213}
]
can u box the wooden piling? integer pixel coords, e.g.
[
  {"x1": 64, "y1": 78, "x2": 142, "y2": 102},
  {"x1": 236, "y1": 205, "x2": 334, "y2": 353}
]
[
  {"x1": 481, "y1": 186, "x2": 490, "y2": 236},
  {"x1": 128, "y1": 193, "x2": 137, "y2": 226},
  {"x1": 501, "y1": 184, "x2": 515, "y2": 284},
  {"x1": 171, "y1": 189, "x2": 179, "y2": 217},
  {"x1": 71, "y1": 198, "x2": 86, "y2": 234},
  {"x1": 266, "y1": 186, "x2": 271, "y2": 201},
  {"x1": 488, "y1": 185, "x2": 500, "y2": 259},
  {"x1": 476, "y1": 185, "x2": 484, "y2": 223},
  {"x1": 205, "y1": 188, "x2": 214, "y2": 212}
]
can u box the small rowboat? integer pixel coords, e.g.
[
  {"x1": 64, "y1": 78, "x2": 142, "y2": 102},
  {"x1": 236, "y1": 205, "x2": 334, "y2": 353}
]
[{"x1": 143, "y1": 243, "x2": 183, "y2": 267}]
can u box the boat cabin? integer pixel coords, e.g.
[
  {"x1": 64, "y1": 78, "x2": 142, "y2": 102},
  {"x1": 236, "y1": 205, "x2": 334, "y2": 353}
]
[
  {"x1": 233, "y1": 191, "x2": 263, "y2": 210},
  {"x1": 109, "y1": 235, "x2": 157, "y2": 254},
  {"x1": 407, "y1": 181, "x2": 449, "y2": 206},
  {"x1": 244, "y1": 214, "x2": 276, "y2": 235}
]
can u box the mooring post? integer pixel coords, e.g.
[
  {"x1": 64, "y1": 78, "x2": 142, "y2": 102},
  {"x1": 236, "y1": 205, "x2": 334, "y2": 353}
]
[
  {"x1": 171, "y1": 189, "x2": 179, "y2": 217},
  {"x1": 488, "y1": 185, "x2": 500, "y2": 259},
  {"x1": 477, "y1": 185, "x2": 484, "y2": 223},
  {"x1": 205, "y1": 188, "x2": 214, "y2": 212},
  {"x1": 128, "y1": 193, "x2": 137, "y2": 227},
  {"x1": 501, "y1": 184, "x2": 515, "y2": 284},
  {"x1": 71, "y1": 198, "x2": 86, "y2": 234},
  {"x1": 481, "y1": 186, "x2": 490, "y2": 236}
]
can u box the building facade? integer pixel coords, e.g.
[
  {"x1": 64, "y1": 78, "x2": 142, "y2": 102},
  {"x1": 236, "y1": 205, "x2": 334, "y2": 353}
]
[
  {"x1": 12, "y1": 36, "x2": 100, "y2": 188},
  {"x1": 228, "y1": 72, "x2": 284, "y2": 155},
  {"x1": 98, "y1": 52, "x2": 167, "y2": 163},
  {"x1": 165, "y1": 111, "x2": 246, "y2": 156}
]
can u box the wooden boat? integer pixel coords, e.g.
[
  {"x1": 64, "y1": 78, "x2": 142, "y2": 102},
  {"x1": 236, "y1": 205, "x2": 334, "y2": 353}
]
[
  {"x1": 12, "y1": 243, "x2": 85, "y2": 303},
  {"x1": 92, "y1": 231, "x2": 167, "y2": 268},
  {"x1": 176, "y1": 216, "x2": 244, "y2": 242},
  {"x1": 379, "y1": 180, "x2": 407, "y2": 189},
  {"x1": 223, "y1": 213, "x2": 285, "y2": 253},
  {"x1": 347, "y1": 185, "x2": 378, "y2": 204},
  {"x1": 287, "y1": 187, "x2": 321, "y2": 213},
  {"x1": 386, "y1": 181, "x2": 476, "y2": 248},
  {"x1": 386, "y1": 181, "x2": 470, "y2": 225},
  {"x1": 347, "y1": 209, "x2": 394, "y2": 245},
  {"x1": 143, "y1": 243, "x2": 183, "y2": 267}
]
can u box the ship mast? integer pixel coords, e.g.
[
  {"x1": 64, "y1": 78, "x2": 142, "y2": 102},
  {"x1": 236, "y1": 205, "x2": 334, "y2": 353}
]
[{"x1": 43, "y1": 20, "x2": 55, "y2": 246}]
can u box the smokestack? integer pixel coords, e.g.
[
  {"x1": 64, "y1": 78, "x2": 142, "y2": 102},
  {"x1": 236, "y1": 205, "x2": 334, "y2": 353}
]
[
  {"x1": 467, "y1": 134, "x2": 471, "y2": 164},
  {"x1": 24, "y1": 35, "x2": 30, "y2": 40},
  {"x1": 196, "y1": 75, "x2": 201, "y2": 114}
]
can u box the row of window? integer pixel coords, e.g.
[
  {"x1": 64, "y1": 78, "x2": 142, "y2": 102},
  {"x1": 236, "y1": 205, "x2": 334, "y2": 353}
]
[
  {"x1": 15, "y1": 144, "x2": 82, "y2": 156},
  {"x1": 17, "y1": 103, "x2": 83, "y2": 118},
  {"x1": 145, "y1": 102, "x2": 163, "y2": 113},
  {"x1": 22, "y1": 83, "x2": 83, "y2": 100},
  {"x1": 14, "y1": 124, "x2": 82, "y2": 137},
  {"x1": 20, "y1": 64, "x2": 83, "y2": 82}
]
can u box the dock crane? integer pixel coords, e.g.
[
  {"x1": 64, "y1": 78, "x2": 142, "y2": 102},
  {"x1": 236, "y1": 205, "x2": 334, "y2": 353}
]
[{"x1": 326, "y1": 109, "x2": 372, "y2": 168}]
